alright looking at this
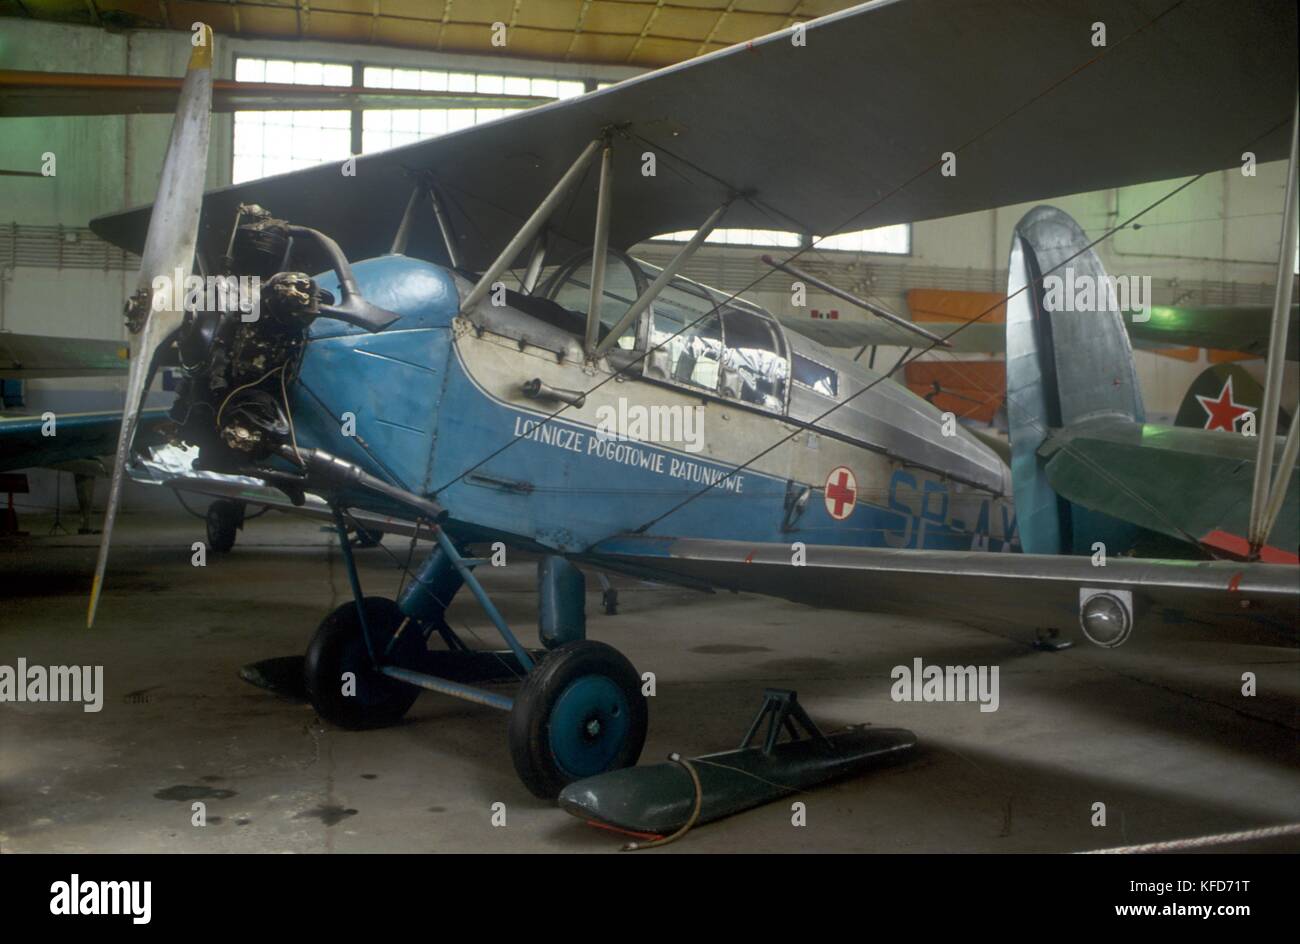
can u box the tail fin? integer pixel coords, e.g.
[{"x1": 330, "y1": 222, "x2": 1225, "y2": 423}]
[
  {"x1": 1174, "y1": 362, "x2": 1290, "y2": 433},
  {"x1": 1005, "y1": 206, "x2": 1143, "y2": 555}
]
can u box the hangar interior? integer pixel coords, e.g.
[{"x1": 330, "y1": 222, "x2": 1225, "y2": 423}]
[{"x1": 0, "y1": 1, "x2": 1297, "y2": 854}]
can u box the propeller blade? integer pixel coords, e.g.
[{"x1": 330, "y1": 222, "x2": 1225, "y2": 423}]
[{"x1": 88, "y1": 29, "x2": 213, "y2": 628}]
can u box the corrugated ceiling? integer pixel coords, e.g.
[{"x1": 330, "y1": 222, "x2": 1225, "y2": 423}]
[{"x1": 1, "y1": 1, "x2": 862, "y2": 67}]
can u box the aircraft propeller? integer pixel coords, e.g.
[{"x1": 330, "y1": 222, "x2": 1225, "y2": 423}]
[{"x1": 87, "y1": 27, "x2": 214, "y2": 627}]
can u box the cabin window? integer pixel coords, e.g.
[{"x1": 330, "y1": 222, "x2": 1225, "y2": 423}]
[
  {"x1": 649, "y1": 283, "x2": 723, "y2": 392},
  {"x1": 720, "y1": 307, "x2": 787, "y2": 410},
  {"x1": 546, "y1": 253, "x2": 643, "y2": 349},
  {"x1": 792, "y1": 352, "x2": 838, "y2": 397}
]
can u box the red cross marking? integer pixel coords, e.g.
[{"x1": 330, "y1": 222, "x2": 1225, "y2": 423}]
[{"x1": 824, "y1": 466, "x2": 857, "y2": 521}]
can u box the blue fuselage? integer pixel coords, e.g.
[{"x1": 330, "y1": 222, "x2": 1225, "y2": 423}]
[{"x1": 288, "y1": 255, "x2": 1019, "y2": 557}]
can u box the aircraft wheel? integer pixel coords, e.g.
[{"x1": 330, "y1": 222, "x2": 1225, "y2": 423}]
[
  {"x1": 508, "y1": 640, "x2": 647, "y2": 799},
  {"x1": 304, "y1": 597, "x2": 422, "y2": 729},
  {"x1": 351, "y1": 527, "x2": 384, "y2": 548},
  {"x1": 205, "y1": 500, "x2": 239, "y2": 552}
]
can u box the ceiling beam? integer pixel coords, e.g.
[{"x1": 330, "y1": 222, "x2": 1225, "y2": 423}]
[
  {"x1": 697, "y1": 0, "x2": 739, "y2": 58},
  {"x1": 626, "y1": 0, "x2": 667, "y2": 64}
]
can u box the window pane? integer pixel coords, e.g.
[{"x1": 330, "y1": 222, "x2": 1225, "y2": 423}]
[
  {"x1": 294, "y1": 61, "x2": 322, "y2": 86},
  {"x1": 420, "y1": 70, "x2": 448, "y2": 91},
  {"x1": 235, "y1": 58, "x2": 265, "y2": 82},
  {"x1": 650, "y1": 283, "x2": 723, "y2": 392},
  {"x1": 721, "y1": 308, "x2": 786, "y2": 409},
  {"x1": 231, "y1": 62, "x2": 354, "y2": 183},
  {"x1": 814, "y1": 223, "x2": 910, "y2": 254},
  {"x1": 364, "y1": 66, "x2": 392, "y2": 88},
  {"x1": 322, "y1": 63, "x2": 352, "y2": 86},
  {"x1": 264, "y1": 59, "x2": 294, "y2": 83},
  {"x1": 393, "y1": 68, "x2": 421, "y2": 90},
  {"x1": 232, "y1": 154, "x2": 262, "y2": 183},
  {"x1": 447, "y1": 110, "x2": 475, "y2": 132},
  {"x1": 651, "y1": 224, "x2": 908, "y2": 253},
  {"x1": 792, "y1": 352, "x2": 837, "y2": 397},
  {"x1": 420, "y1": 109, "x2": 449, "y2": 135}
]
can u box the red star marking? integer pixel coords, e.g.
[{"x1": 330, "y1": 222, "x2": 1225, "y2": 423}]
[
  {"x1": 1196, "y1": 375, "x2": 1251, "y2": 432},
  {"x1": 824, "y1": 467, "x2": 857, "y2": 520}
]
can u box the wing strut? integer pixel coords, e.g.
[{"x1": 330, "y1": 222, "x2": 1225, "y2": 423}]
[
  {"x1": 760, "y1": 254, "x2": 951, "y2": 348},
  {"x1": 583, "y1": 136, "x2": 615, "y2": 354},
  {"x1": 594, "y1": 197, "x2": 733, "y2": 357},
  {"x1": 1247, "y1": 96, "x2": 1299, "y2": 556},
  {"x1": 461, "y1": 138, "x2": 602, "y2": 312}
]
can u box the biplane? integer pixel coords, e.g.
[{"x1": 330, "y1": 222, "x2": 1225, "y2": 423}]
[{"x1": 66, "y1": 0, "x2": 1298, "y2": 797}]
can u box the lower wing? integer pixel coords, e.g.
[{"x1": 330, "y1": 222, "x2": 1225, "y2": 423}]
[
  {"x1": 0, "y1": 408, "x2": 169, "y2": 472},
  {"x1": 583, "y1": 534, "x2": 1298, "y2": 641}
]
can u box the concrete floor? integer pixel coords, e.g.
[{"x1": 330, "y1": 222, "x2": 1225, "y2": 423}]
[{"x1": 1, "y1": 509, "x2": 1297, "y2": 853}]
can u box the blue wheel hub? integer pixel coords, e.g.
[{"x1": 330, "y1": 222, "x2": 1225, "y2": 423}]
[{"x1": 547, "y1": 675, "x2": 631, "y2": 779}]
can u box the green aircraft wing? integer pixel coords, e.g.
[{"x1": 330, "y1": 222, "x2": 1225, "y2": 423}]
[
  {"x1": 1129, "y1": 305, "x2": 1299, "y2": 361},
  {"x1": 0, "y1": 408, "x2": 170, "y2": 472},
  {"x1": 0, "y1": 334, "x2": 129, "y2": 379}
]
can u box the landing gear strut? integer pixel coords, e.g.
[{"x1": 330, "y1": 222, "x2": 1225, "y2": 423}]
[{"x1": 308, "y1": 505, "x2": 647, "y2": 797}]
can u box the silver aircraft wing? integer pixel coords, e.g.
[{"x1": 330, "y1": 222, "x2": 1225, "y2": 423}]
[
  {"x1": 90, "y1": 0, "x2": 1297, "y2": 271},
  {"x1": 584, "y1": 535, "x2": 1300, "y2": 640}
]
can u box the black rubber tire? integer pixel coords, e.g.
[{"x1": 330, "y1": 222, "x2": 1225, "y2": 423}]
[
  {"x1": 508, "y1": 640, "x2": 647, "y2": 799},
  {"x1": 205, "y1": 500, "x2": 239, "y2": 553},
  {"x1": 304, "y1": 597, "x2": 423, "y2": 729},
  {"x1": 351, "y1": 527, "x2": 384, "y2": 548}
]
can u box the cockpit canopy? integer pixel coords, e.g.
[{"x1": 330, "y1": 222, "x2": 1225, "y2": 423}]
[{"x1": 539, "y1": 249, "x2": 790, "y2": 412}]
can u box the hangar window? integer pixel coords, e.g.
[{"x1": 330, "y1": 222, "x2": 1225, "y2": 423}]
[
  {"x1": 650, "y1": 224, "x2": 910, "y2": 254},
  {"x1": 360, "y1": 69, "x2": 584, "y2": 153},
  {"x1": 655, "y1": 229, "x2": 801, "y2": 248},
  {"x1": 231, "y1": 58, "x2": 353, "y2": 184},
  {"x1": 232, "y1": 59, "x2": 588, "y2": 182}
]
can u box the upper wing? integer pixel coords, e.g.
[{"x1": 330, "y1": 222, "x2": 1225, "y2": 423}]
[
  {"x1": 90, "y1": 0, "x2": 1297, "y2": 271},
  {"x1": 0, "y1": 334, "x2": 129, "y2": 379},
  {"x1": 0, "y1": 408, "x2": 170, "y2": 472},
  {"x1": 584, "y1": 534, "x2": 1299, "y2": 635},
  {"x1": 1039, "y1": 416, "x2": 1300, "y2": 564}
]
